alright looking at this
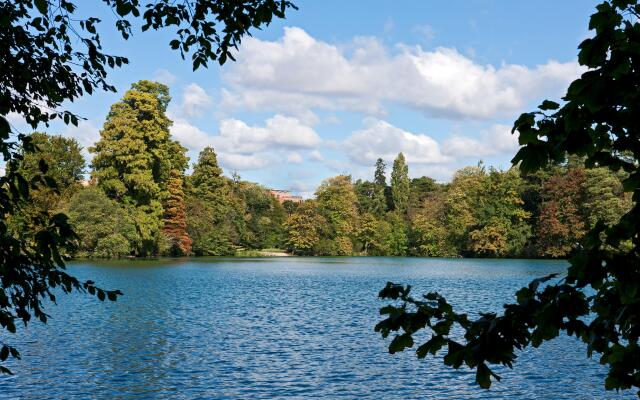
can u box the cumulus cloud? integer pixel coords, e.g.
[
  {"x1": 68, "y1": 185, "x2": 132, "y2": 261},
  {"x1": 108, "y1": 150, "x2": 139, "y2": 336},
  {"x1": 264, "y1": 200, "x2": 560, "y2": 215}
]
[
  {"x1": 309, "y1": 150, "x2": 324, "y2": 161},
  {"x1": 218, "y1": 153, "x2": 271, "y2": 171},
  {"x1": 215, "y1": 115, "x2": 321, "y2": 154},
  {"x1": 344, "y1": 119, "x2": 450, "y2": 166},
  {"x1": 170, "y1": 114, "x2": 321, "y2": 171},
  {"x1": 222, "y1": 27, "x2": 581, "y2": 119},
  {"x1": 181, "y1": 83, "x2": 213, "y2": 117},
  {"x1": 442, "y1": 124, "x2": 519, "y2": 158}
]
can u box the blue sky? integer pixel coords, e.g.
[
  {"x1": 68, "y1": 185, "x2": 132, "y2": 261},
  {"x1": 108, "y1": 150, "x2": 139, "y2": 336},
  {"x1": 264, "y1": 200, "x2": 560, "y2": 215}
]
[{"x1": 9, "y1": 0, "x2": 600, "y2": 196}]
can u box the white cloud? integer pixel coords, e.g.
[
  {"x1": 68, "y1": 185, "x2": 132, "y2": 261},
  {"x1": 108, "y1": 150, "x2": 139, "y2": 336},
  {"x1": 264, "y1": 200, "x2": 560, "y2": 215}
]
[
  {"x1": 215, "y1": 115, "x2": 321, "y2": 154},
  {"x1": 442, "y1": 124, "x2": 518, "y2": 158},
  {"x1": 218, "y1": 153, "x2": 271, "y2": 171},
  {"x1": 170, "y1": 117, "x2": 212, "y2": 152},
  {"x1": 223, "y1": 27, "x2": 581, "y2": 119},
  {"x1": 170, "y1": 114, "x2": 321, "y2": 171},
  {"x1": 181, "y1": 83, "x2": 213, "y2": 117},
  {"x1": 153, "y1": 69, "x2": 177, "y2": 85},
  {"x1": 5, "y1": 112, "x2": 25, "y2": 126},
  {"x1": 309, "y1": 150, "x2": 324, "y2": 161},
  {"x1": 287, "y1": 152, "x2": 303, "y2": 163},
  {"x1": 344, "y1": 119, "x2": 450, "y2": 166}
]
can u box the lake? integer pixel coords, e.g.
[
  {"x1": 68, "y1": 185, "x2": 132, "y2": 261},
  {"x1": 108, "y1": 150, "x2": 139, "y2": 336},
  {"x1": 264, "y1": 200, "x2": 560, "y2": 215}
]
[{"x1": 0, "y1": 257, "x2": 634, "y2": 399}]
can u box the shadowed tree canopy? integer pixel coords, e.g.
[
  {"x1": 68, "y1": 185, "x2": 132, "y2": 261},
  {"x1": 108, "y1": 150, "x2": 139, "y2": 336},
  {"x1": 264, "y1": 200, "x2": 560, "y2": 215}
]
[
  {"x1": 376, "y1": 1, "x2": 640, "y2": 396},
  {"x1": 0, "y1": 0, "x2": 296, "y2": 373}
]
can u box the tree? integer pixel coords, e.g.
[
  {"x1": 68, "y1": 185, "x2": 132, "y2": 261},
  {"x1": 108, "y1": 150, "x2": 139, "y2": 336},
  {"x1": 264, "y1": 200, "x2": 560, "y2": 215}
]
[
  {"x1": 442, "y1": 166, "x2": 484, "y2": 253},
  {"x1": 377, "y1": 1, "x2": 640, "y2": 395},
  {"x1": 386, "y1": 212, "x2": 409, "y2": 256},
  {"x1": 374, "y1": 158, "x2": 387, "y2": 187},
  {"x1": 284, "y1": 200, "x2": 326, "y2": 255},
  {"x1": 391, "y1": 153, "x2": 410, "y2": 214},
  {"x1": 354, "y1": 179, "x2": 386, "y2": 218},
  {"x1": 315, "y1": 175, "x2": 359, "y2": 254},
  {"x1": 186, "y1": 147, "x2": 237, "y2": 256},
  {"x1": 17, "y1": 133, "x2": 84, "y2": 196},
  {"x1": 467, "y1": 168, "x2": 531, "y2": 257},
  {"x1": 8, "y1": 133, "x2": 85, "y2": 239},
  {"x1": 410, "y1": 191, "x2": 456, "y2": 257},
  {"x1": 66, "y1": 187, "x2": 137, "y2": 258},
  {"x1": 90, "y1": 80, "x2": 187, "y2": 256},
  {"x1": 190, "y1": 147, "x2": 225, "y2": 198},
  {"x1": 535, "y1": 168, "x2": 587, "y2": 257},
  {"x1": 408, "y1": 176, "x2": 437, "y2": 218},
  {"x1": 1, "y1": 0, "x2": 293, "y2": 373},
  {"x1": 356, "y1": 213, "x2": 391, "y2": 256},
  {"x1": 238, "y1": 183, "x2": 287, "y2": 249},
  {"x1": 583, "y1": 167, "x2": 632, "y2": 229},
  {"x1": 162, "y1": 170, "x2": 192, "y2": 256}
]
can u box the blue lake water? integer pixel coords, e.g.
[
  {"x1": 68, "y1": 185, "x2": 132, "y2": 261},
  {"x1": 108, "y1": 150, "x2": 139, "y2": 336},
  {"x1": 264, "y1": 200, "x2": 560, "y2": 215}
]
[{"x1": 0, "y1": 257, "x2": 635, "y2": 399}]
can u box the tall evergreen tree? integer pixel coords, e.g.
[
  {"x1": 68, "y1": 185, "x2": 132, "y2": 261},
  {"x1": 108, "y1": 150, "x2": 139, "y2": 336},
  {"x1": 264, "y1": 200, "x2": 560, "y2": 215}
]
[
  {"x1": 90, "y1": 80, "x2": 187, "y2": 256},
  {"x1": 186, "y1": 147, "x2": 238, "y2": 255},
  {"x1": 391, "y1": 153, "x2": 410, "y2": 213},
  {"x1": 374, "y1": 158, "x2": 387, "y2": 187},
  {"x1": 190, "y1": 147, "x2": 226, "y2": 199},
  {"x1": 163, "y1": 170, "x2": 192, "y2": 256}
]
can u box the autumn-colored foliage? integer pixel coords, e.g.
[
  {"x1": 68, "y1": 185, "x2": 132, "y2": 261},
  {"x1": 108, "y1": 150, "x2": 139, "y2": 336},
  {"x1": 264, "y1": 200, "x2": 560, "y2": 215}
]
[{"x1": 163, "y1": 170, "x2": 192, "y2": 256}]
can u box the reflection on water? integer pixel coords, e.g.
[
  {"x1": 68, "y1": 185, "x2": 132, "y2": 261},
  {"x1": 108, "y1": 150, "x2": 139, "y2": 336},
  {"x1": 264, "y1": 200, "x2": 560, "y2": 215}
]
[{"x1": 0, "y1": 257, "x2": 634, "y2": 399}]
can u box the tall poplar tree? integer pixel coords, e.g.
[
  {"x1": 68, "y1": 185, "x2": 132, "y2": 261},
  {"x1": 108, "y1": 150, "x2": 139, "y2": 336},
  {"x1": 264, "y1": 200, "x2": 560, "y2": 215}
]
[
  {"x1": 391, "y1": 153, "x2": 410, "y2": 213},
  {"x1": 90, "y1": 80, "x2": 187, "y2": 256},
  {"x1": 374, "y1": 158, "x2": 387, "y2": 187}
]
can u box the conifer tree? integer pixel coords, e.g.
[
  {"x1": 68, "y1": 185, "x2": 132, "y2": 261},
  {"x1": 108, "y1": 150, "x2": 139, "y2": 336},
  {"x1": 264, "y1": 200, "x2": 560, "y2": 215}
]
[
  {"x1": 163, "y1": 169, "x2": 192, "y2": 256},
  {"x1": 391, "y1": 153, "x2": 410, "y2": 213},
  {"x1": 90, "y1": 80, "x2": 187, "y2": 256},
  {"x1": 186, "y1": 147, "x2": 238, "y2": 255}
]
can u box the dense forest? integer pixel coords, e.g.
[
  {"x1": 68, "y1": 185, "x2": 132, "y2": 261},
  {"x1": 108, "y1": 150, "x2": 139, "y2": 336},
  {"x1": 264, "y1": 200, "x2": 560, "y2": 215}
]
[{"x1": 8, "y1": 80, "x2": 631, "y2": 259}]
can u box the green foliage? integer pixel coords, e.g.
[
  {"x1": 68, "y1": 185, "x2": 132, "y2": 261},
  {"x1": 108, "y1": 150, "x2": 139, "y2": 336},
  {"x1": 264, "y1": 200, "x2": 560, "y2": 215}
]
[
  {"x1": 356, "y1": 213, "x2": 389, "y2": 255},
  {"x1": 386, "y1": 212, "x2": 409, "y2": 256},
  {"x1": 354, "y1": 179, "x2": 387, "y2": 217},
  {"x1": 237, "y1": 182, "x2": 287, "y2": 249},
  {"x1": 7, "y1": 133, "x2": 86, "y2": 240},
  {"x1": 90, "y1": 80, "x2": 188, "y2": 256},
  {"x1": 390, "y1": 153, "x2": 410, "y2": 213},
  {"x1": 316, "y1": 175, "x2": 359, "y2": 240},
  {"x1": 285, "y1": 200, "x2": 327, "y2": 255},
  {"x1": 185, "y1": 147, "x2": 236, "y2": 256},
  {"x1": 378, "y1": 1, "x2": 640, "y2": 395},
  {"x1": 18, "y1": 133, "x2": 84, "y2": 196},
  {"x1": 66, "y1": 187, "x2": 137, "y2": 258}
]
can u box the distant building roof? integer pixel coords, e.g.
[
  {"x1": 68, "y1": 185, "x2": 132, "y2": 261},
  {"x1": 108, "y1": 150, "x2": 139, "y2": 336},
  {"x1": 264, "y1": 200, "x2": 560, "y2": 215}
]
[{"x1": 270, "y1": 189, "x2": 303, "y2": 203}]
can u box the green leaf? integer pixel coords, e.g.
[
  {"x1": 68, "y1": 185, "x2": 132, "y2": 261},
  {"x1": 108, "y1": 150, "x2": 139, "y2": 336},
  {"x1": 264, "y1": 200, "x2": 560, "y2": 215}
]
[
  {"x1": 476, "y1": 363, "x2": 492, "y2": 389},
  {"x1": 538, "y1": 100, "x2": 560, "y2": 111},
  {"x1": 34, "y1": 0, "x2": 48, "y2": 15}
]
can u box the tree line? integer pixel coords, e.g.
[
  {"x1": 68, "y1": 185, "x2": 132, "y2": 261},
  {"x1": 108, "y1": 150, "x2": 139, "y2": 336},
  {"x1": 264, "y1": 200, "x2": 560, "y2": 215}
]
[{"x1": 8, "y1": 80, "x2": 631, "y2": 260}]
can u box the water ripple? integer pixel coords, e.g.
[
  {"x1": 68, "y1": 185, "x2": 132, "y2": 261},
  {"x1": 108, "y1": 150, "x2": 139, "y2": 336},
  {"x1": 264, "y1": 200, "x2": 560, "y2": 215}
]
[{"x1": 0, "y1": 257, "x2": 634, "y2": 399}]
